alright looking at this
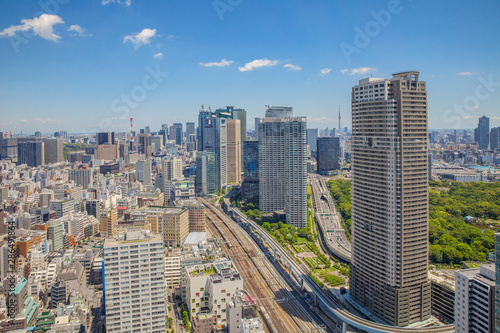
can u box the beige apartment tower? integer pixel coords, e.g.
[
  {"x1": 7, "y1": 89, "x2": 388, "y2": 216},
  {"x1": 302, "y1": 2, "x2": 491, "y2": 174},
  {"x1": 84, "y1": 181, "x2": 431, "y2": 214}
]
[
  {"x1": 100, "y1": 209, "x2": 118, "y2": 238},
  {"x1": 226, "y1": 119, "x2": 242, "y2": 184},
  {"x1": 349, "y1": 72, "x2": 431, "y2": 326}
]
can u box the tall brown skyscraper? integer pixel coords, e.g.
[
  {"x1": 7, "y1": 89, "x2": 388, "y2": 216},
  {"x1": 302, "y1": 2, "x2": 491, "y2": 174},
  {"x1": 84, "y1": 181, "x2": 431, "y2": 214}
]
[
  {"x1": 226, "y1": 119, "x2": 241, "y2": 184},
  {"x1": 349, "y1": 72, "x2": 431, "y2": 326}
]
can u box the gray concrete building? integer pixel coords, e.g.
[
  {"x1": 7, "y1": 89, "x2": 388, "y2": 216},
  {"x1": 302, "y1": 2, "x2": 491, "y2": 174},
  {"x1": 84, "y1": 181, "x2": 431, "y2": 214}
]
[{"x1": 43, "y1": 138, "x2": 63, "y2": 164}]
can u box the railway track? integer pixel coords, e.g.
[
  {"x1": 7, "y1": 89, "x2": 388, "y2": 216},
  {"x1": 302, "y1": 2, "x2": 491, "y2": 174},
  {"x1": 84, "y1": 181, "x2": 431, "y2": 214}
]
[
  {"x1": 202, "y1": 198, "x2": 323, "y2": 333},
  {"x1": 225, "y1": 197, "x2": 455, "y2": 333}
]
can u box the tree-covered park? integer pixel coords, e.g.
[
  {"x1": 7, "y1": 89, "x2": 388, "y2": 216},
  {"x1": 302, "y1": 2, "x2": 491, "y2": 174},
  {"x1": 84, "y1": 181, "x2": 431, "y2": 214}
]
[{"x1": 327, "y1": 179, "x2": 500, "y2": 265}]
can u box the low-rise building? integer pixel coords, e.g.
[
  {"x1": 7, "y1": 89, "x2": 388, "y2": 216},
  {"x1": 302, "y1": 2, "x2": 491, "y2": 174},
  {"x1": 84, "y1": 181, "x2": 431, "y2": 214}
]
[
  {"x1": 429, "y1": 270, "x2": 455, "y2": 324},
  {"x1": 185, "y1": 259, "x2": 243, "y2": 327}
]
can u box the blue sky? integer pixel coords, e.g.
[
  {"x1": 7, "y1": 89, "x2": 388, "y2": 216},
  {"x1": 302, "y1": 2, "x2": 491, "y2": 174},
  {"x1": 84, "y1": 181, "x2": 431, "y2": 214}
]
[{"x1": 1, "y1": 0, "x2": 499, "y2": 134}]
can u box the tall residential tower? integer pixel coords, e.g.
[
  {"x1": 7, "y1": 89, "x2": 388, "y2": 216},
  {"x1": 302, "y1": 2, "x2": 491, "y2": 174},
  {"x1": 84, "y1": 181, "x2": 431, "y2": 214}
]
[
  {"x1": 349, "y1": 72, "x2": 431, "y2": 326},
  {"x1": 103, "y1": 229, "x2": 166, "y2": 332},
  {"x1": 257, "y1": 116, "x2": 307, "y2": 228}
]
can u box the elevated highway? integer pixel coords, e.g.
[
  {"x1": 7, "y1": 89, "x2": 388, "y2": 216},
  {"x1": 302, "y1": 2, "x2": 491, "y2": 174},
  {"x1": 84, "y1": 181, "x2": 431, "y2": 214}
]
[{"x1": 308, "y1": 174, "x2": 351, "y2": 263}]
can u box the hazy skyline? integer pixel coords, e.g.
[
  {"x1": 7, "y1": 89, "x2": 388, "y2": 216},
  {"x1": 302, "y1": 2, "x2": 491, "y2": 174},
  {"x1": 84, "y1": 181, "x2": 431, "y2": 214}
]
[{"x1": 1, "y1": 0, "x2": 499, "y2": 134}]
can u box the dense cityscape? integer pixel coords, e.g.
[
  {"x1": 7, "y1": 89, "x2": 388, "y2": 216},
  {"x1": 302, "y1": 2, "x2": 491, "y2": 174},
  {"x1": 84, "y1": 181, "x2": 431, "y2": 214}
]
[{"x1": 1, "y1": 1, "x2": 500, "y2": 333}]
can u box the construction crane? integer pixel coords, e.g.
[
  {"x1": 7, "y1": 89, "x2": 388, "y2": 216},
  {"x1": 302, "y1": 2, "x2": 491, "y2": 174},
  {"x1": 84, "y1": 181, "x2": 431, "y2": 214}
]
[{"x1": 0, "y1": 124, "x2": 18, "y2": 137}]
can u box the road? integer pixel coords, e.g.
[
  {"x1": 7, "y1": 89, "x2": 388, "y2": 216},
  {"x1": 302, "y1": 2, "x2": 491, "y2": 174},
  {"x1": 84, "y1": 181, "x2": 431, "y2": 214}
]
[
  {"x1": 308, "y1": 174, "x2": 351, "y2": 263},
  {"x1": 223, "y1": 197, "x2": 455, "y2": 333},
  {"x1": 201, "y1": 197, "x2": 326, "y2": 333}
]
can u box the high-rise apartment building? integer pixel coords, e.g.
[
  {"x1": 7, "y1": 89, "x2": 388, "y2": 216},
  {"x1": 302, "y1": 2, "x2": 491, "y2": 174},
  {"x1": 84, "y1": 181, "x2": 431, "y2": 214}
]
[
  {"x1": 257, "y1": 116, "x2": 307, "y2": 228},
  {"x1": 103, "y1": 229, "x2": 166, "y2": 333},
  {"x1": 203, "y1": 117, "x2": 227, "y2": 191},
  {"x1": 475, "y1": 115, "x2": 490, "y2": 149},
  {"x1": 264, "y1": 105, "x2": 293, "y2": 118},
  {"x1": 18, "y1": 141, "x2": 44, "y2": 166},
  {"x1": 100, "y1": 209, "x2": 117, "y2": 238},
  {"x1": 68, "y1": 169, "x2": 93, "y2": 189},
  {"x1": 255, "y1": 105, "x2": 293, "y2": 139},
  {"x1": 195, "y1": 152, "x2": 217, "y2": 197},
  {"x1": 349, "y1": 72, "x2": 431, "y2": 326},
  {"x1": 455, "y1": 264, "x2": 496, "y2": 333},
  {"x1": 316, "y1": 137, "x2": 341, "y2": 175},
  {"x1": 43, "y1": 138, "x2": 63, "y2": 164},
  {"x1": 162, "y1": 156, "x2": 183, "y2": 181},
  {"x1": 226, "y1": 119, "x2": 241, "y2": 184}
]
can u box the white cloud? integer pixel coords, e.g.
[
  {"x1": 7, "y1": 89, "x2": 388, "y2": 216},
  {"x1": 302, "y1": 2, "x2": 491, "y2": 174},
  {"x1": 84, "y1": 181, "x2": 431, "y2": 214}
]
[
  {"x1": 153, "y1": 52, "x2": 163, "y2": 59},
  {"x1": 320, "y1": 68, "x2": 332, "y2": 76},
  {"x1": 340, "y1": 67, "x2": 377, "y2": 75},
  {"x1": 68, "y1": 24, "x2": 91, "y2": 37},
  {"x1": 239, "y1": 59, "x2": 279, "y2": 72},
  {"x1": 124, "y1": 28, "x2": 156, "y2": 48},
  {"x1": 199, "y1": 59, "x2": 233, "y2": 67},
  {"x1": 307, "y1": 116, "x2": 336, "y2": 123},
  {"x1": 283, "y1": 64, "x2": 302, "y2": 71},
  {"x1": 102, "y1": 0, "x2": 131, "y2": 6},
  {"x1": 457, "y1": 72, "x2": 477, "y2": 76},
  {"x1": 0, "y1": 14, "x2": 64, "y2": 41},
  {"x1": 35, "y1": 118, "x2": 58, "y2": 124}
]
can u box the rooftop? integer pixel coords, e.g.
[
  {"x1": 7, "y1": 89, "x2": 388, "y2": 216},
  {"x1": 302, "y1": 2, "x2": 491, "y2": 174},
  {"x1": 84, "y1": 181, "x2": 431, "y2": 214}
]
[
  {"x1": 184, "y1": 232, "x2": 206, "y2": 245},
  {"x1": 104, "y1": 228, "x2": 162, "y2": 246}
]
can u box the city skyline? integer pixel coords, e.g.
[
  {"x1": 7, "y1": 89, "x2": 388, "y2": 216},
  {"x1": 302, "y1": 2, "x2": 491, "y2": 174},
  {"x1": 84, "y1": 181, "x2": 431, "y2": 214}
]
[{"x1": 1, "y1": 0, "x2": 499, "y2": 134}]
